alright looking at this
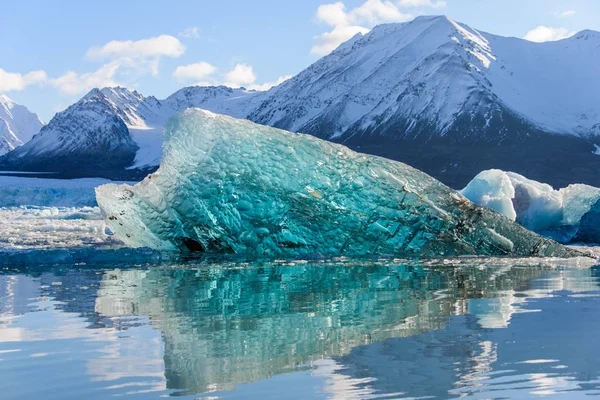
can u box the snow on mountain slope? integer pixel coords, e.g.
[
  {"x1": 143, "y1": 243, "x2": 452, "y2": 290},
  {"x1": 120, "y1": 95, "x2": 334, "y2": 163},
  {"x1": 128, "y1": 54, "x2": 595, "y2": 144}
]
[
  {"x1": 95, "y1": 87, "x2": 166, "y2": 170},
  {"x1": 483, "y1": 30, "x2": 600, "y2": 136},
  {"x1": 248, "y1": 15, "x2": 600, "y2": 142},
  {"x1": 0, "y1": 119, "x2": 23, "y2": 155},
  {"x1": 0, "y1": 89, "x2": 139, "y2": 175},
  {"x1": 0, "y1": 94, "x2": 44, "y2": 143},
  {"x1": 98, "y1": 87, "x2": 162, "y2": 128},
  {"x1": 0, "y1": 94, "x2": 44, "y2": 155},
  {"x1": 0, "y1": 85, "x2": 265, "y2": 173},
  {"x1": 163, "y1": 86, "x2": 263, "y2": 118}
]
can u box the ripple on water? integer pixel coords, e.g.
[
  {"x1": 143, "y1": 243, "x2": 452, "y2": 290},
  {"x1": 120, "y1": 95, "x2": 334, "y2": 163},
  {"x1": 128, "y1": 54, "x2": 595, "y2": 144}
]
[{"x1": 1, "y1": 257, "x2": 600, "y2": 399}]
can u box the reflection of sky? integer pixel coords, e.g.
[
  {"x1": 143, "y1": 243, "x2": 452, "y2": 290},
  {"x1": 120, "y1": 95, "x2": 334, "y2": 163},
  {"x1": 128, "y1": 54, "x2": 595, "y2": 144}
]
[
  {"x1": 0, "y1": 262, "x2": 599, "y2": 399},
  {"x1": 0, "y1": 276, "x2": 169, "y2": 399}
]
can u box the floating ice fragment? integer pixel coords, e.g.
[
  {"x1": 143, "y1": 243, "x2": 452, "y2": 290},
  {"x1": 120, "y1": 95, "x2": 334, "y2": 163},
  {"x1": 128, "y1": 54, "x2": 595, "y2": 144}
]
[
  {"x1": 96, "y1": 109, "x2": 579, "y2": 257},
  {"x1": 461, "y1": 169, "x2": 600, "y2": 243}
]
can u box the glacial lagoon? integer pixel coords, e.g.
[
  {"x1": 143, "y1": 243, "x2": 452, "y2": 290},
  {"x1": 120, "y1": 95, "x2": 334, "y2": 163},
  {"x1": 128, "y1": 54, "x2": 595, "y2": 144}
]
[
  {"x1": 1, "y1": 114, "x2": 599, "y2": 399},
  {"x1": 2, "y1": 254, "x2": 600, "y2": 399}
]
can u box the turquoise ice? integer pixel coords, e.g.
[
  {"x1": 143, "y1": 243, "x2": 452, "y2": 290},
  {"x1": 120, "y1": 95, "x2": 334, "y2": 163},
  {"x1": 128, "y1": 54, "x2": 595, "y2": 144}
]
[{"x1": 96, "y1": 109, "x2": 578, "y2": 258}]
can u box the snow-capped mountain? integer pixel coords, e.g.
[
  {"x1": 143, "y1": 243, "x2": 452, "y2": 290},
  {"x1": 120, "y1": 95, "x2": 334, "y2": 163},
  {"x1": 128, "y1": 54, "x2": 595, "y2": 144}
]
[
  {"x1": 0, "y1": 86, "x2": 262, "y2": 176},
  {"x1": 0, "y1": 119, "x2": 22, "y2": 155},
  {"x1": 0, "y1": 94, "x2": 44, "y2": 155},
  {"x1": 2, "y1": 16, "x2": 600, "y2": 186},
  {"x1": 163, "y1": 85, "x2": 263, "y2": 118},
  {"x1": 0, "y1": 88, "x2": 139, "y2": 176},
  {"x1": 250, "y1": 16, "x2": 600, "y2": 140},
  {"x1": 246, "y1": 16, "x2": 600, "y2": 187}
]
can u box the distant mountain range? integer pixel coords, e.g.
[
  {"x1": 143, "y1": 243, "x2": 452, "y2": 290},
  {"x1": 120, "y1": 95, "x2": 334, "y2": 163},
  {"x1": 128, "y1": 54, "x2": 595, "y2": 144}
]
[
  {"x1": 0, "y1": 94, "x2": 44, "y2": 156},
  {"x1": 0, "y1": 86, "x2": 261, "y2": 178},
  {"x1": 2, "y1": 15, "x2": 600, "y2": 187}
]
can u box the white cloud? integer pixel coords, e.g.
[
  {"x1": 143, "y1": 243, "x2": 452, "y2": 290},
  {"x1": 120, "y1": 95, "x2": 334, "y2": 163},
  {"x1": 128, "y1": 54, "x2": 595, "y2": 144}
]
[
  {"x1": 173, "y1": 62, "x2": 217, "y2": 82},
  {"x1": 196, "y1": 63, "x2": 291, "y2": 91},
  {"x1": 312, "y1": 0, "x2": 413, "y2": 55},
  {"x1": 46, "y1": 33, "x2": 190, "y2": 96},
  {"x1": 524, "y1": 26, "x2": 575, "y2": 43},
  {"x1": 316, "y1": 2, "x2": 350, "y2": 26},
  {"x1": 0, "y1": 68, "x2": 47, "y2": 92},
  {"x1": 50, "y1": 61, "x2": 121, "y2": 95},
  {"x1": 249, "y1": 75, "x2": 293, "y2": 91},
  {"x1": 223, "y1": 64, "x2": 257, "y2": 88},
  {"x1": 553, "y1": 10, "x2": 576, "y2": 18},
  {"x1": 397, "y1": 0, "x2": 447, "y2": 8},
  {"x1": 178, "y1": 27, "x2": 200, "y2": 39},
  {"x1": 85, "y1": 35, "x2": 185, "y2": 60},
  {"x1": 354, "y1": 0, "x2": 413, "y2": 24},
  {"x1": 312, "y1": 25, "x2": 370, "y2": 55}
]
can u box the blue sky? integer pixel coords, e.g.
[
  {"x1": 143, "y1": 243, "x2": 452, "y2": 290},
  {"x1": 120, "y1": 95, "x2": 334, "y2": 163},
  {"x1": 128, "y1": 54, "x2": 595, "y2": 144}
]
[{"x1": 1, "y1": 0, "x2": 599, "y2": 121}]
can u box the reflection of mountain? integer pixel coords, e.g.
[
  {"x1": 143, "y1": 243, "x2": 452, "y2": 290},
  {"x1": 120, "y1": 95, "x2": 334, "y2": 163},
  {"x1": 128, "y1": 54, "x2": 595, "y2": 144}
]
[{"x1": 92, "y1": 259, "x2": 575, "y2": 395}]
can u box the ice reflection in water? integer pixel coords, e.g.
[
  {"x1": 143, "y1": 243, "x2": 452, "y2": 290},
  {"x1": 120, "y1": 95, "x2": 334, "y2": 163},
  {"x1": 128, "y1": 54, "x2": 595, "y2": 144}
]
[{"x1": 0, "y1": 256, "x2": 599, "y2": 399}]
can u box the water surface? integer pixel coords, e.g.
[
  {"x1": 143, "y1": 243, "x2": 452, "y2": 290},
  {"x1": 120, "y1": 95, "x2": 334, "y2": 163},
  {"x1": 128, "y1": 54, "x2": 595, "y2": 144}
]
[{"x1": 1, "y1": 255, "x2": 599, "y2": 399}]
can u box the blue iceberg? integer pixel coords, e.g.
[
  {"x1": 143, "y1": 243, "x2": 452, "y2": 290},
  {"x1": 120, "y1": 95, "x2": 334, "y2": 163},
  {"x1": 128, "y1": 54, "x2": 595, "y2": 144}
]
[
  {"x1": 461, "y1": 169, "x2": 600, "y2": 243},
  {"x1": 96, "y1": 110, "x2": 579, "y2": 257}
]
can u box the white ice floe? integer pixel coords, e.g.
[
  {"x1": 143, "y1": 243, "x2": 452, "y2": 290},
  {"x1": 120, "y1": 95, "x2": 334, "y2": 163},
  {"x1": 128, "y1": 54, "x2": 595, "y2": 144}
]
[
  {"x1": 461, "y1": 169, "x2": 600, "y2": 242},
  {"x1": 0, "y1": 176, "x2": 132, "y2": 250},
  {"x1": 0, "y1": 206, "x2": 121, "y2": 250}
]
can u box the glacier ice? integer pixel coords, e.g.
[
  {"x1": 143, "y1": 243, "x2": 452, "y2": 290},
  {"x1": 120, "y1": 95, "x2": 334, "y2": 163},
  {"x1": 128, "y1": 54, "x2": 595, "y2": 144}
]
[
  {"x1": 0, "y1": 176, "x2": 132, "y2": 207},
  {"x1": 0, "y1": 176, "x2": 143, "y2": 252},
  {"x1": 96, "y1": 109, "x2": 579, "y2": 258},
  {"x1": 461, "y1": 169, "x2": 600, "y2": 243},
  {"x1": 0, "y1": 206, "x2": 119, "y2": 251}
]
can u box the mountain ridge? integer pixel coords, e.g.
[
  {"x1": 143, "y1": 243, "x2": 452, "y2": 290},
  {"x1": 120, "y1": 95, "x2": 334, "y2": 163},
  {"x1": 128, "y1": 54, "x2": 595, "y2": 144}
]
[
  {"x1": 1, "y1": 15, "x2": 599, "y2": 187},
  {"x1": 0, "y1": 93, "x2": 44, "y2": 155}
]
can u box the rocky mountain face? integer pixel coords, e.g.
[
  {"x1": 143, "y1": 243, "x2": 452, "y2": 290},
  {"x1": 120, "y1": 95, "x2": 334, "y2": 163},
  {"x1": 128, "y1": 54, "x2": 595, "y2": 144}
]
[
  {"x1": 0, "y1": 94, "x2": 44, "y2": 155},
  {"x1": 2, "y1": 16, "x2": 599, "y2": 186}
]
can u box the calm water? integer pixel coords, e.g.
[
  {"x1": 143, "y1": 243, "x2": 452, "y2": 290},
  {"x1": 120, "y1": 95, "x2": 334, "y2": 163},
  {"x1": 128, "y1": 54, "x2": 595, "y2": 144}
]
[{"x1": 1, "y1": 254, "x2": 600, "y2": 399}]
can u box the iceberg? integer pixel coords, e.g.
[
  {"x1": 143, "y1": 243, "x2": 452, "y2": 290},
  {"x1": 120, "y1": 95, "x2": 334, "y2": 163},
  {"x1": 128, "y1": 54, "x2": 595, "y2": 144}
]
[
  {"x1": 461, "y1": 169, "x2": 600, "y2": 243},
  {"x1": 96, "y1": 109, "x2": 578, "y2": 257}
]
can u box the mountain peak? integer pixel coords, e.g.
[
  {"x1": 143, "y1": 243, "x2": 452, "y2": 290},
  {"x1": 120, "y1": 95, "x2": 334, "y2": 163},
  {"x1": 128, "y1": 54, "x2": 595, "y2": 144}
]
[
  {"x1": 571, "y1": 29, "x2": 600, "y2": 40},
  {"x1": 82, "y1": 88, "x2": 104, "y2": 100},
  {"x1": 411, "y1": 14, "x2": 453, "y2": 22},
  {"x1": 100, "y1": 86, "x2": 144, "y2": 97},
  {"x1": 0, "y1": 93, "x2": 44, "y2": 148},
  {"x1": 0, "y1": 93, "x2": 16, "y2": 106},
  {"x1": 361, "y1": 14, "x2": 488, "y2": 54}
]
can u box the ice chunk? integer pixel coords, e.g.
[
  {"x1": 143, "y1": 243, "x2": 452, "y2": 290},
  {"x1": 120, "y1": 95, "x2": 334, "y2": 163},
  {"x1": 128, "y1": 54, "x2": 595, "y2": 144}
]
[
  {"x1": 96, "y1": 109, "x2": 578, "y2": 257},
  {"x1": 461, "y1": 169, "x2": 600, "y2": 243},
  {"x1": 559, "y1": 184, "x2": 600, "y2": 226},
  {"x1": 459, "y1": 169, "x2": 517, "y2": 221}
]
